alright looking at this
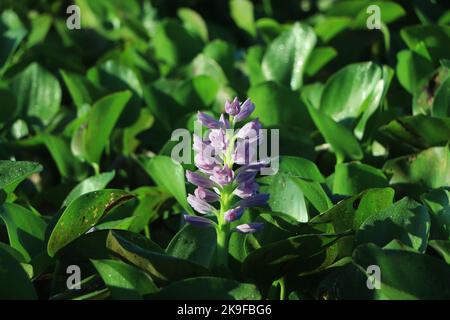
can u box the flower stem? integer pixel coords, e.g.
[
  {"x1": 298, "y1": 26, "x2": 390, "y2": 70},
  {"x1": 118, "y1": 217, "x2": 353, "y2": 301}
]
[
  {"x1": 215, "y1": 191, "x2": 232, "y2": 274},
  {"x1": 279, "y1": 277, "x2": 286, "y2": 300},
  {"x1": 216, "y1": 223, "x2": 230, "y2": 268}
]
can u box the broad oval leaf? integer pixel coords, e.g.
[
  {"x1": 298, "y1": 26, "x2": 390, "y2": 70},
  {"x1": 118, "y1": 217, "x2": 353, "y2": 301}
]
[
  {"x1": 355, "y1": 197, "x2": 430, "y2": 253},
  {"x1": 81, "y1": 90, "x2": 132, "y2": 165},
  {"x1": 262, "y1": 22, "x2": 316, "y2": 90},
  {"x1": 306, "y1": 103, "x2": 363, "y2": 162},
  {"x1": 11, "y1": 63, "x2": 62, "y2": 126},
  {"x1": 353, "y1": 243, "x2": 450, "y2": 299},
  {"x1": 242, "y1": 232, "x2": 343, "y2": 284},
  {"x1": 47, "y1": 189, "x2": 134, "y2": 257},
  {"x1": 62, "y1": 171, "x2": 115, "y2": 207},
  {"x1": 320, "y1": 62, "x2": 383, "y2": 124},
  {"x1": 166, "y1": 224, "x2": 216, "y2": 268},
  {"x1": 91, "y1": 259, "x2": 158, "y2": 300},
  {"x1": 333, "y1": 162, "x2": 388, "y2": 196},
  {"x1": 0, "y1": 160, "x2": 42, "y2": 193},
  {"x1": 106, "y1": 230, "x2": 209, "y2": 285},
  {"x1": 139, "y1": 155, "x2": 192, "y2": 214},
  {"x1": 383, "y1": 145, "x2": 450, "y2": 189},
  {"x1": 0, "y1": 203, "x2": 47, "y2": 261}
]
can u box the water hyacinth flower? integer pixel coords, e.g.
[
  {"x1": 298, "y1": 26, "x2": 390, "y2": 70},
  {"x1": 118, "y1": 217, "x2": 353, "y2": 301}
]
[
  {"x1": 186, "y1": 170, "x2": 215, "y2": 188},
  {"x1": 183, "y1": 215, "x2": 214, "y2": 228},
  {"x1": 235, "y1": 223, "x2": 264, "y2": 234},
  {"x1": 225, "y1": 97, "x2": 240, "y2": 116},
  {"x1": 184, "y1": 97, "x2": 269, "y2": 270},
  {"x1": 187, "y1": 194, "x2": 215, "y2": 214},
  {"x1": 234, "y1": 99, "x2": 255, "y2": 122}
]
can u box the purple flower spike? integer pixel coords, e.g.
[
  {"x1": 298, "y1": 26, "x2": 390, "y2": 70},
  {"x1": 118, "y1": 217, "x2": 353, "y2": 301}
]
[
  {"x1": 187, "y1": 98, "x2": 270, "y2": 228},
  {"x1": 224, "y1": 207, "x2": 244, "y2": 222},
  {"x1": 186, "y1": 170, "x2": 215, "y2": 188},
  {"x1": 211, "y1": 165, "x2": 234, "y2": 186},
  {"x1": 184, "y1": 215, "x2": 214, "y2": 228},
  {"x1": 195, "y1": 187, "x2": 219, "y2": 202},
  {"x1": 234, "y1": 99, "x2": 255, "y2": 122},
  {"x1": 237, "y1": 193, "x2": 270, "y2": 208},
  {"x1": 198, "y1": 112, "x2": 223, "y2": 129},
  {"x1": 225, "y1": 97, "x2": 240, "y2": 116},
  {"x1": 235, "y1": 223, "x2": 264, "y2": 233},
  {"x1": 187, "y1": 194, "x2": 216, "y2": 214}
]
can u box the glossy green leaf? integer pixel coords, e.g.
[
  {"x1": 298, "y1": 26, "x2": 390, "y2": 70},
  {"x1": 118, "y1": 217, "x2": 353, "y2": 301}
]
[
  {"x1": 60, "y1": 70, "x2": 104, "y2": 110},
  {"x1": 429, "y1": 240, "x2": 450, "y2": 264},
  {"x1": 262, "y1": 22, "x2": 316, "y2": 90},
  {"x1": 433, "y1": 75, "x2": 450, "y2": 117},
  {"x1": 153, "y1": 19, "x2": 203, "y2": 70},
  {"x1": 177, "y1": 8, "x2": 208, "y2": 42},
  {"x1": 139, "y1": 155, "x2": 192, "y2": 215},
  {"x1": 245, "y1": 46, "x2": 265, "y2": 86},
  {"x1": 41, "y1": 134, "x2": 85, "y2": 180},
  {"x1": 248, "y1": 81, "x2": 313, "y2": 129},
  {"x1": 243, "y1": 233, "x2": 343, "y2": 284},
  {"x1": 166, "y1": 224, "x2": 216, "y2": 268},
  {"x1": 278, "y1": 156, "x2": 325, "y2": 182},
  {"x1": 47, "y1": 189, "x2": 134, "y2": 257},
  {"x1": 174, "y1": 75, "x2": 220, "y2": 108},
  {"x1": 62, "y1": 171, "x2": 115, "y2": 207},
  {"x1": 305, "y1": 47, "x2": 337, "y2": 77},
  {"x1": 0, "y1": 160, "x2": 42, "y2": 193},
  {"x1": 353, "y1": 243, "x2": 450, "y2": 299},
  {"x1": 320, "y1": 62, "x2": 383, "y2": 124},
  {"x1": 312, "y1": 188, "x2": 395, "y2": 232},
  {"x1": 306, "y1": 103, "x2": 363, "y2": 162},
  {"x1": 355, "y1": 197, "x2": 430, "y2": 252},
  {"x1": 0, "y1": 203, "x2": 47, "y2": 261},
  {"x1": 81, "y1": 91, "x2": 132, "y2": 164},
  {"x1": 230, "y1": 0, "x2": 256, "y2": 37},
  {"x1": 91, "y1": 259, "x2": 158, "y2": 300},
  {"x1": 383, "y1": 146, "x2": 450, "y2": 189},
  {"x1": 106, "y1": 230, "x2": 209, "y2": 285},
  {"x1": 396, "y1": 50, "x2": 434, "y2": 94},
  {"x1": 0, "y1": 10, "x2": 27, "y2": 72},
  {"x1": 333, "y1": 162, "x2": 388, "y2": 196},
  {"x1": 379, "y1": 115, "x2": 450, "y2": 150},
  {"x1": 262, "y1": 172, "x2": 309, "y2": 223},
  {"x1": 401, "y1": 25, "x2": 450, "y2": 61},
  {"x1": 314, "y1": 17, "x2": 350, "y2": 42},
  {"x1": 11, "y1": 63, "x2": 62, "y2": 126},
  {"x1": 421, "y1": 188, "x2": 450, "y2": 240}
]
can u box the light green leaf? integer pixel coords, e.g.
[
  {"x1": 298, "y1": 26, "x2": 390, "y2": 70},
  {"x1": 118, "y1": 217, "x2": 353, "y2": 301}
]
[{"x1": 262, "y1": 22, "x2": 316, "y2": 90}]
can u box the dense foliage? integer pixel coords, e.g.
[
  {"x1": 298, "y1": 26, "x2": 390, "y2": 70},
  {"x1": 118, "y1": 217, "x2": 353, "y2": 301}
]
[{"x1": 0, "y1": 0, "x2": 450, "y2": 300}]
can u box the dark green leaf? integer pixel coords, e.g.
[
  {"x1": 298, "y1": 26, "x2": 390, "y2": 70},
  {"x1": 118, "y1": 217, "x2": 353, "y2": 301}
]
[
  {"x1": 47, "y1": 189, "x2": 134, "y2": 257},
  {"x1": 91, "y1": 259, "x2": 158, "y2": 300},
  {"x1": 146, "y1": 276, "x2": 261, "y2": 300},
  {"x1": 166, "y1": 224, "x2": 216, "y2": 268}
]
